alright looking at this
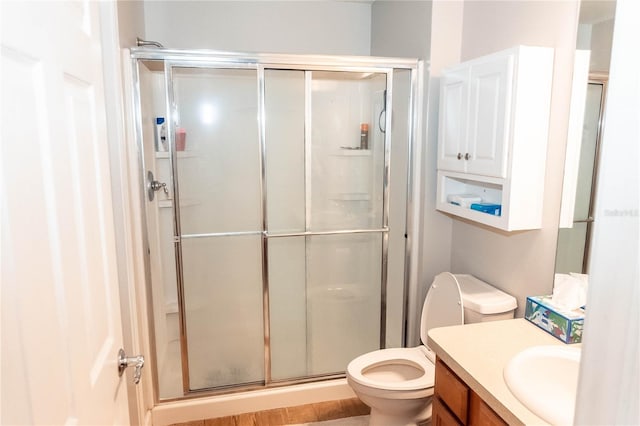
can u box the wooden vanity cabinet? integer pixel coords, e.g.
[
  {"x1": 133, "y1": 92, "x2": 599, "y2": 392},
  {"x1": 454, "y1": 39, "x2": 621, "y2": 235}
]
[{"x1": 433, "y1": 358, "x2": 507, "y2": 426}]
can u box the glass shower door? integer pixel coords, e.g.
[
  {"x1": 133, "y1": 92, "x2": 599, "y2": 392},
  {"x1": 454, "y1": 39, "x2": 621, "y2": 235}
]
[
  {"x1": 168, "y1": 66, "x2": 264, "y2": 391},
  {"x1": 265, "y1": 69, "x2": 388, "y2": 381},
  {"x1": 136, "y1": 52, "x2": 417, "y2": 399}
]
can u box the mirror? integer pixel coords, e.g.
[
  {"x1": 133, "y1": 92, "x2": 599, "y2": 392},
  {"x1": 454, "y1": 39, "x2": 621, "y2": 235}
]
[{"x1": 555, "y1": 0, "x2": 617, "y2": 276}]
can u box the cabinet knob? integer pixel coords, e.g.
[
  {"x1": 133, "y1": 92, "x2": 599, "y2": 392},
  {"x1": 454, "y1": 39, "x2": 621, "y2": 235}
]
[
  {"x1": 457, "y1": 153, "x2": 462, "y2": 160},
  {"x1": 464, "y1": 153, "x2": 470, "y2": 160}
]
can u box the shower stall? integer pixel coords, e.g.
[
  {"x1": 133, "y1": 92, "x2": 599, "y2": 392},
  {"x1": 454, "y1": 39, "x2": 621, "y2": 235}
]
[{"x1": 130, "y1": 49, "x2": 420, "y2": 400}]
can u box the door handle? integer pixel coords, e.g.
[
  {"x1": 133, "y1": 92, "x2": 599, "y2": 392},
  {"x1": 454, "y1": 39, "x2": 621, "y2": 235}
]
[
  {"x1": 464, "y1": 153, "x2": 470, "y2": 160},
  {"x1": 118, "y1": 348, "x2": 145, "y2": 385},
  {"x1": 457, "y1": 152, "x2": 463, "y2": 160},
  {"x1": 147, "y1": 170, "x2": 169, "y2": 201}
]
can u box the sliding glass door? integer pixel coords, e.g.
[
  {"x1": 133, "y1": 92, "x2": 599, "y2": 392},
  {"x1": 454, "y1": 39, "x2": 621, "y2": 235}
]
[
  {"x1": 265, "y1": 70, "x2": 388, "y2": 380},
  {"x1": 169, "y1": 66, "x2": 265, "y2": 391},
  {"x1": 137, "y1": 53, "x2": 416, "y2": 397}
]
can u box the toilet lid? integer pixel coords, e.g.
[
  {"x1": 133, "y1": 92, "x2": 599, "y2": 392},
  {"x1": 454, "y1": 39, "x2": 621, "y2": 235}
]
[{"x1": 420, "y1": 272, "x2": 464, "y2": 346}]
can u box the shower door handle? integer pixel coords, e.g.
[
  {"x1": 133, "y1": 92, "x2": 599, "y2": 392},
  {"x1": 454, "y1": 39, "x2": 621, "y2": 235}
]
[
  {"x1": 118, "y1": 348, "x2": 145, "y2": 385},
  {"x1": 147, "y1": 170, "x2": 169, "y2": 201}
]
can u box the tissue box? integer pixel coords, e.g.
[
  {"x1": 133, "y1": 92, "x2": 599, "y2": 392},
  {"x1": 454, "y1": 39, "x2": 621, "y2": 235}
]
[{"x1": 525, "y1": 296, "x2": 584, "y2": 344}]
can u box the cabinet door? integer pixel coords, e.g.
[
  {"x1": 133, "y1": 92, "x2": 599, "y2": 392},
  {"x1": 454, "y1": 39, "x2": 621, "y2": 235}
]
[
  {"x1": 469, "y1": 391, "x2": 508, "y2": 426},
  {"x1": 438, "y1": 67, "x2": 469, "y2": 172},
  {"x1": 466, "y1": 52, "x2": 514, "y2": 178},
  {"x1": 435, "y1": 359, "x2": 469, "y2": 423},
  {"x1": 433, "y1": 396, "x2": 464, "y2": 426}
]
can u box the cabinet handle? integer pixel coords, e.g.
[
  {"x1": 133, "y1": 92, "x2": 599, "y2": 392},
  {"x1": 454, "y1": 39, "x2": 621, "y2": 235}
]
[
  {"x1": 464, "y1": 153, "x2": 470, "y2": 160},
  {"x1": 457, "y1": 153, "x2": 462, "y2": 160}
]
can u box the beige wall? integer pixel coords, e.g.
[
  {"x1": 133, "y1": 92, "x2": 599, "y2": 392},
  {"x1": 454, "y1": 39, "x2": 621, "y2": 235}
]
[
  {"x1": 449, "y1": 1, "x2": 581, "y2": 316},
  {"x1": 422, "y1": 0, "x2": 465, "y2": 289},
  {"x1": 371, "y1": 1, "x2": 432, "y2": 59},
  {"x1": 403, "y1": 0, "x2": 466, "y2": 344},
  {"x1": 117, "y1": 0, "x2": 145, "y2": 48},
  {"x1": 589, "y1": 18, "x2": 615, "y2": 72},
  {"x1": 371, "y1": 0, "x2": 448, "y2": 345},
  {"x1": 143, "y1": 1, "x2": 371, "y2": 55},
  {"x1": 374, "y1": 0, "x2": 466, "y2": 344}
]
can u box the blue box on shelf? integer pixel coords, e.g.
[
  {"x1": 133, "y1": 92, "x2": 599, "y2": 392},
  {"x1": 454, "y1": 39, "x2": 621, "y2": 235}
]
[
  {"x1": 470, "y1": 203, "x2": 502, "y2": 216},
  {"x1": 524, "y1": 296, "x2": 585, "y2": 344}
]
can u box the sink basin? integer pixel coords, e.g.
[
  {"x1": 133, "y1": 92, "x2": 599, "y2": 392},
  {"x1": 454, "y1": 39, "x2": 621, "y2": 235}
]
[{"x1": 504, "y1": 345, "x2": 581, "y2": 425}]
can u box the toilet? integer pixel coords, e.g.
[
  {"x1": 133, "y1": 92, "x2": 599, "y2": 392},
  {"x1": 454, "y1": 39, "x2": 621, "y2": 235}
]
[{"x1": 346, "y1": 272, "x2": 517, "y2": 426}]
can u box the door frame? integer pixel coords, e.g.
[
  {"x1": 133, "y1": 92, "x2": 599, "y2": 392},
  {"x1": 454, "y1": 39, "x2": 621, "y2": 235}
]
[{"x1": 98, "y1": 2, "x2": 152, "y2": 424}]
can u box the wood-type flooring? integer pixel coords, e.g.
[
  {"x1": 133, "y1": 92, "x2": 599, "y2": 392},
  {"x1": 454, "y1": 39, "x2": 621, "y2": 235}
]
[{"x1": 170, "y1": 397, "x2": 370, "y2": 426}]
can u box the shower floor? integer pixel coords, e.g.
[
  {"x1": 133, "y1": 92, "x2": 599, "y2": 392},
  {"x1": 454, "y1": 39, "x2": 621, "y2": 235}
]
[{"x1": 168, "y1": 397, "x2": 370, "y2": 426}]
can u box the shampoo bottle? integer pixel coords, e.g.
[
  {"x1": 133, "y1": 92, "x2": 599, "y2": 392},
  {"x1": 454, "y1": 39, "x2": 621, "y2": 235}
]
[
  {"x1": 155, "y1": 117, "x2": 167, "y2": 152},
  {"x1": 360, "y1": 123, "x2": 369, "y2": 150}
]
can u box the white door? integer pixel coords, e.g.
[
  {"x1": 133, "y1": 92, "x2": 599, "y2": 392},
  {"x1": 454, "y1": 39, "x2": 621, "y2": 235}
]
[
  {"x1": 1, "y1": 2, "x2": 130, "y2": 424},
  {"x1": 437, "y1": 67, "x2": 469, "y2": 173},
  {"x1": 466, "y1": 52, "x2": 513, "y2": 178}
]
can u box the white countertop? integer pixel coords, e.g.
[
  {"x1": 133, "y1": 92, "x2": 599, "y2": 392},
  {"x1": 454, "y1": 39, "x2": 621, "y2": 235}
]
[{"x1": 427, "y1": 318, "x2": 577, "y2": 425}]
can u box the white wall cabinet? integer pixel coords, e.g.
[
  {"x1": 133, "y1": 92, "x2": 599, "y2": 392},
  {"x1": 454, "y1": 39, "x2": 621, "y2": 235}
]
[
  {"x1": 439, "y1": 51, "x2": 513, "y2": 178},
  {"x1": 436, "y1": 46, "x2": 554, "y2": 231}
]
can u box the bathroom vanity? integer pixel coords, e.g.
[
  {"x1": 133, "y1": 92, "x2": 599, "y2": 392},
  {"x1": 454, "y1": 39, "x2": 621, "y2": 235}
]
[
  {"x1": 433, "y1": 359, "x2": 507, "y2": 425},
  {"x1": 428, "y1": 319, "x2": 572, "y2": 425}
]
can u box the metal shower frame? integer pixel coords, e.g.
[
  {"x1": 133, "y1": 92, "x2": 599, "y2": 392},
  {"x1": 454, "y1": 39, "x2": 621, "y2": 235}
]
[{"x1": 129, "y1": 47, "x2": 422, "y2": 401}]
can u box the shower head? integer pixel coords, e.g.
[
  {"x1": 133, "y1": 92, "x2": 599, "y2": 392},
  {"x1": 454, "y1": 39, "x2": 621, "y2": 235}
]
[{"x1": 136, "y1": 37, "x2": 164, "y2": 48}]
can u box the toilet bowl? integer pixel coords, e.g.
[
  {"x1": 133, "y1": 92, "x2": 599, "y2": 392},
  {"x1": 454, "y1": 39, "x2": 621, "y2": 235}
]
[
  {"x1": 346, "y1": 272, "x2": 517, "y2": 426},
  {"x1": 347, "y1": 347, "x2": 436, "y2": 426}
]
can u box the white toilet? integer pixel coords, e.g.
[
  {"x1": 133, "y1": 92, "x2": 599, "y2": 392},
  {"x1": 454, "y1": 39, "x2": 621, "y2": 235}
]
[{"x1": 346, "y1": 272, "x2": 517, "y2": 426}]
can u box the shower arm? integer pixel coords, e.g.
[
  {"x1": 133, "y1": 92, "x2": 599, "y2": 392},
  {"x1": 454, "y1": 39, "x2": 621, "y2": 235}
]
[{"x1": 136, "y1": 37, "x2": 164, "y2": 48}]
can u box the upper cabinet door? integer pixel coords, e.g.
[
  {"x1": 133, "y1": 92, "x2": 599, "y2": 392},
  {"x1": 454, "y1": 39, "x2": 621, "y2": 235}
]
[
  {"x1": 438, "y1": 67, "x2": 469, "y2": 172},
  {"x1": 466, "y1": 52, "x2": 514, "y2": 178}
]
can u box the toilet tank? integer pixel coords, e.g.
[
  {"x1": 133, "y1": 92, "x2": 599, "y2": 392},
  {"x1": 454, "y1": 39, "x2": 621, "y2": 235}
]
[{"x1": 455, "y1": 274, "x2": 517, "y2": 323}]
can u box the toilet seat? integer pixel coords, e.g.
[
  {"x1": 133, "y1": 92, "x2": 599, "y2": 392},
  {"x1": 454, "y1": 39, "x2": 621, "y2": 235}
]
[
  {"x1": 347, "y1": 347, "x2": 435, "y2": 391},
  {"x1": 346, "y1": 272, "x2": 464, "y2": 393}
]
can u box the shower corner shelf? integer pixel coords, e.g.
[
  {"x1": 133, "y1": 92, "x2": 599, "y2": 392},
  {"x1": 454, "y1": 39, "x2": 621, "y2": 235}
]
[
  {"x1": 165, "y1": 301, "x2": 179, "y2": 314},
  {"x1": 334, "y1": 148, "x2": 372, "y2": 157},
  {"x1": 330, "y1": 193, "x2": 371, "y2": 201},
  {"x1": 158, "y1": 197, "x2": 200, "y2": 209},
  {"x1": 155, "y1": 151, "x2": 197, "y2": 159}
]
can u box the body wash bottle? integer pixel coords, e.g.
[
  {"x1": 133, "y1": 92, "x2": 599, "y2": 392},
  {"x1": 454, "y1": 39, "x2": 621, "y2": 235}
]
[{"x1": 155, "y1": 117, "x2": 167, "y2": 152}]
